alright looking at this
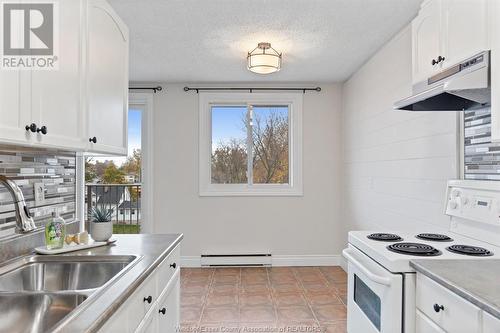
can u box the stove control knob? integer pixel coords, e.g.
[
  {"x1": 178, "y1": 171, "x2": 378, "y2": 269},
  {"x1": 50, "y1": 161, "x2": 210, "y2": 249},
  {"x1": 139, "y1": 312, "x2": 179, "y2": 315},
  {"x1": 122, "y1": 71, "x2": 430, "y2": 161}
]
[
  {"x1": 462, "y1": 197, "x2": 469, "y2": 205},
  {"x1": 451, "y1": 189, "x2": 461, "y2": 198}
]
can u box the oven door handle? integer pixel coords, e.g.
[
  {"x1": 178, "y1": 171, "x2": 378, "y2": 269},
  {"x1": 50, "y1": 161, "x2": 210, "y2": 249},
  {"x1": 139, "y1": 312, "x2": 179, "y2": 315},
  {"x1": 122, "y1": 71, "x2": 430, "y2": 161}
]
[{"x1": 342, "y1": 249, "x2": 391, "y2": 286}]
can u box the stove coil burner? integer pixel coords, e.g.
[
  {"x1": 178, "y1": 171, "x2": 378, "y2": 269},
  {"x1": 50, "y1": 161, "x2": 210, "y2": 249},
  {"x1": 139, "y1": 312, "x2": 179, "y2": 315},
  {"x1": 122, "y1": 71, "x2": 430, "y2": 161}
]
[
  {"x1": 416, "y1": 233, "x2": 453, "y2": 242},
  {"x1": 446, "y1": 245, "x2": 493, "y2": 256},
  {"x1": 387, "y1": 242, "x2": 442, "y2": 256},
  {"x1": 367, "y1": 233, "x2": 403, "y2": 242}
]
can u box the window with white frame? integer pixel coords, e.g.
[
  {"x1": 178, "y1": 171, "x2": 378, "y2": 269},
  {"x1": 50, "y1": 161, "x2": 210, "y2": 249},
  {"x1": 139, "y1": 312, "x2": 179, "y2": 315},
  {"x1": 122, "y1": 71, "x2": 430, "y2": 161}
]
[{"x1": 199, "y1": 93, "x2": 303, "y2": 196}]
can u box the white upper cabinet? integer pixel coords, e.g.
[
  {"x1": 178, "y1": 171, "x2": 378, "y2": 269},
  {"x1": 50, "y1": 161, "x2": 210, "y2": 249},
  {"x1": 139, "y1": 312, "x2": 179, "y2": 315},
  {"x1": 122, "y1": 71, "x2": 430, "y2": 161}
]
[
  {"x1": 412, "y1": 0, "x2": 488, "y2": 84},
  {"x1": 0, "y1": 3, "x2": 33, "y2": 146},
  {"x1": 0, "y1": 71, "x2": 31, "y2": 145},
  {"x1": 0, "y1": 0, "x2": 128, "y2": 154},
  {"x1": 412, "y1": 0, "x2": 442, "y2": 83},
  {"x1": 86, "y1": 0, "x2": 129, "y2": 155},
  {"x1": 30, "y1": 0, "x2": 86, "y2": 150},
  {"x1": 441, "y1": 0, "x2": 488, "y2": 69},
  {"x1": 490, "y1": 0, "x2": 500, "y2": 142}
]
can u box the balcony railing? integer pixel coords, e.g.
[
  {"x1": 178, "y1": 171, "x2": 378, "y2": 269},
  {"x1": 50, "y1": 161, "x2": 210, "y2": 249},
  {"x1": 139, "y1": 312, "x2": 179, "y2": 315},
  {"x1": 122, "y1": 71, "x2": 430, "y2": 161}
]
[{"x1": 85, "y1": 183, "x2": 141, "y2": 234}]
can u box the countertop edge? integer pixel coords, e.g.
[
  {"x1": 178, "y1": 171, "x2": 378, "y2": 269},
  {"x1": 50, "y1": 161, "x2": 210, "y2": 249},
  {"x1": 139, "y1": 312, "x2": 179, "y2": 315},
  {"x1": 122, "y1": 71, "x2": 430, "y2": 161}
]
[
  {"x1": 85, "y1": 233, "x2": 184, "y2": 332},
  {"x1": 410, "y1": 260, "x2": 500, "y2": 320}
]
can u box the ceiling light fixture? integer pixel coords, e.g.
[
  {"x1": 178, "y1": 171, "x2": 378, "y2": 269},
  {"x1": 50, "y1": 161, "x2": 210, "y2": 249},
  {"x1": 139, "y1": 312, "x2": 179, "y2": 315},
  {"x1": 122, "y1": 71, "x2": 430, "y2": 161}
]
[{"x1": 247, "y1": 42, "x2": 282, "y2": 74}]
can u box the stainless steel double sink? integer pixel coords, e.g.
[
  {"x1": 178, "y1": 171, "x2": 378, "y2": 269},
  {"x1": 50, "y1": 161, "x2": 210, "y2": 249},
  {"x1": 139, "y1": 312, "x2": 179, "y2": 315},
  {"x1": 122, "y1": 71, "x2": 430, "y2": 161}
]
[{"x1": 0, "y1": 254, "x2": 141, "y2": 333}]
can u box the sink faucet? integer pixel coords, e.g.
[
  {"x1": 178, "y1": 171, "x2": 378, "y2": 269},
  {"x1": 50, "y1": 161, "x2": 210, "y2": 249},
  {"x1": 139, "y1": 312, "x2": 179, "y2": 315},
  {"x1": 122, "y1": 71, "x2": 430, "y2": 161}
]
[{"x1": 0, "y1": 176, "x2": 36, "y2": 233}]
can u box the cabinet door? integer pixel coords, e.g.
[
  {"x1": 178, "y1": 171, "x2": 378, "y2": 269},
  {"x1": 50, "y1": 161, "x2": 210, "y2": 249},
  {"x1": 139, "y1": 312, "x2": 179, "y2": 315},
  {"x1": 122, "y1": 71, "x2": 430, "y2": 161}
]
[
  {"x1": 157, "y1": 270, "x2": 180, "y2": 332},
  {"x1": 441, "y1": 0, "x2": 488, "y2": 69},
  {"x1": 126, "y1": 272, "x2": 157, "y2": 331},
  {"x1": 490, "y1": 0, "x2": 500, "y2": 143},
  {"x1": 135, "y1": 306, "x2": 158, "y2": 333},
  {"x1": 483, "y1": 311, "x2": 500, "y2": 333},
  {"x1": 0, "y1": 0, "x2": 32, "y2": 146},
  {"x1": 98, "y1": 304, "x2": 129, "y2": 332},
  {"x1": 30, "y1": 0, "x2": 86, "y2": 150},
  {"x1": 416, "y1": 310, "x2": 445, "y2": 333},
  {"x1": 86, "y1": 0, "x2": 129, "y2": 155},
  {"x1": 416, "y1": 274, "x2": 481, "y2": 333},
  {"x1": 412, "y1": 0, "x2": 442, "y2": 84},
  {"x1": 0, "y1": 72, "x2": 32, "y2": 144}
]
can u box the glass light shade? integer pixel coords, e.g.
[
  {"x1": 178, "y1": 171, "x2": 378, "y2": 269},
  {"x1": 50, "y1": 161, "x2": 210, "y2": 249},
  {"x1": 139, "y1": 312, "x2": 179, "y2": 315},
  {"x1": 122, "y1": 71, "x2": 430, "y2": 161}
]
[{"x1": 247, "y1": 43, "x2": 282, "y2": 74}]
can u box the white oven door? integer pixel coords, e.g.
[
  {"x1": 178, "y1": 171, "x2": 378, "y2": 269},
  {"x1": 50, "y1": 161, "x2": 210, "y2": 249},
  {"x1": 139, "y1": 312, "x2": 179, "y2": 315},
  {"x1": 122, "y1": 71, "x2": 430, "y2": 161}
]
[{"x1": 343, "y1": 245, "x2": 403, "y2": 333}]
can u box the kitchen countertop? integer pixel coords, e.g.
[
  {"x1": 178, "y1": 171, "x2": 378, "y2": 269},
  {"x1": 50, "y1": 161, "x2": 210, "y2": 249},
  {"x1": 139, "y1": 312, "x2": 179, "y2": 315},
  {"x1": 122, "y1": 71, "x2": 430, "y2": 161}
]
[
  {"x1": 410, "y1": 259, "x2": 500, "y2": 320},
  {"x1": 50, "y1": 233, "x2": 183, "y2": 333}
]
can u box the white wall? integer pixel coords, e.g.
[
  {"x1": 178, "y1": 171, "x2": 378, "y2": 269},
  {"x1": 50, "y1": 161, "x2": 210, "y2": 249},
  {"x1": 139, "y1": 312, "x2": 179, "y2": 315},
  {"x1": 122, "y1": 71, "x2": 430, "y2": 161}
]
[
  {"x1": 341, "y1": 26, "x2": 458, "y2": 241},
  {"x1": 152, "y1": 84, "x2": 343, "y2": 265}
]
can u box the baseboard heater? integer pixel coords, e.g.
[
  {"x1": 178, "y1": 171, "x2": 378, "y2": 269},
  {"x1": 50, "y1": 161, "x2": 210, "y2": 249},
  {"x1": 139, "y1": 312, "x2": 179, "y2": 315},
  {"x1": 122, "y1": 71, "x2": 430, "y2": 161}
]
[{"x1": 200, "y1": 253, "x2": 272, "y2": 267}]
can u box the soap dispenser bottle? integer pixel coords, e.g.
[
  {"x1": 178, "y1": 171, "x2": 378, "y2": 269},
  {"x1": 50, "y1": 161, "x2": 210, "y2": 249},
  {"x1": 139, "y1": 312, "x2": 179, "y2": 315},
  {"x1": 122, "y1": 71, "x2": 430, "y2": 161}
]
[{"x1": 45, "y1": 211, "x2": 66, "y2": 250}]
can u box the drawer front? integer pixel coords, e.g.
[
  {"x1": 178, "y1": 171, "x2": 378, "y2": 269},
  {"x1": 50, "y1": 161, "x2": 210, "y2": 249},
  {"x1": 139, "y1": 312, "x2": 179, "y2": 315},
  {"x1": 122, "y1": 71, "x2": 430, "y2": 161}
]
[
  {"x1": 483, "y1": 311, "x2": 500, "y2": 333},
  {"x1": 157, "y1": 245, "x2": 180, "y2": 293},
  {"x1": 416, "y1": 273, "x2": 481, "y2": 333},
  {"x1": 127, "y1": 272, "x2": 157, "y2": 330},
  {"x1": 416, "y1": 310, "x2": 445, "y2": 333}
]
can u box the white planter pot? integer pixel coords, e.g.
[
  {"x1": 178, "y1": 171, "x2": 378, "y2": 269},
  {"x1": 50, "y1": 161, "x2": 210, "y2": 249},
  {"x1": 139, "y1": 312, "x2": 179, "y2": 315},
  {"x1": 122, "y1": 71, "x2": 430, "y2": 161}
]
[{"x1": 91, "y1": 221, "x2": 112, "y2": 241}]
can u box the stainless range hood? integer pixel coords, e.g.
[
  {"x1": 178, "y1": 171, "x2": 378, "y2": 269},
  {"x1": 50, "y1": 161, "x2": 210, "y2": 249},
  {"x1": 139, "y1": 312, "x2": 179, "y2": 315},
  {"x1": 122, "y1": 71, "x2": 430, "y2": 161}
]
[{"x1": 394, "y1": 51, "x2": 490, "y2": 111}]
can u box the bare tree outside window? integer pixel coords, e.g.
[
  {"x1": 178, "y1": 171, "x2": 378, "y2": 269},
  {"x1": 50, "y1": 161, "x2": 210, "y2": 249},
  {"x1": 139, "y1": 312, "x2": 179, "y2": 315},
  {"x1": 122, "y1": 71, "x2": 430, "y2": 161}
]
[
  {"x1": 210, "y1": 105, "x2": 289, "y2": 185},
  {"x1": 211, "y1": 138, "x2": 248, "y2": 183},
  {"x1": 252, "y1": 106, "x2": 289, "y2": 184}
]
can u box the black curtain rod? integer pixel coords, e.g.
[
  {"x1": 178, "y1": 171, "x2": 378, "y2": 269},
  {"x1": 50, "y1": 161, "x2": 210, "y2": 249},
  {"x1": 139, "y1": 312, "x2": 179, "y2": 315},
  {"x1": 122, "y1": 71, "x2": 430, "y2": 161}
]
[
  {"x1": 183, "y1": 86, "x2": 321, "y2": 93},
  {"x1": 129, "y1": 86, "x2": 163, "y2": 93}
]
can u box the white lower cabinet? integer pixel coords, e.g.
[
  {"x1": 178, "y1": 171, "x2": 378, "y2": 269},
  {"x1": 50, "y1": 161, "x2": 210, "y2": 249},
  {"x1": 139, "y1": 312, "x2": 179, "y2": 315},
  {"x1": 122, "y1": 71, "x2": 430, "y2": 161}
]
[
  {"x1": 135, "y1": 270, "x2": 180, "y2": 333},
  {"x1": 99, "y1": 301, "x2": 129, "y2": 332},
  {"x1": 483, "y1": 311, "x2": 500, "y2": 333},
  {"x1": 135, "y1": 304, "x2": 159, "y2": 333},
  {"x1": 99, "y1": 245, "x2": 180, "y2": 333},
  {"x1": 416, "y1": 310, "x2": 445, "y2": 333},
  {"x1": 416, "y1": 272, "x2": 500, "y2": 333},
  {"x1": 128, "y1": 272, "x2": 157, "y2": 329},
  {"x1": 416, "y1": 273, "x2": 481, "y2": 333},
  {"x1": 157, "y1": 270, "x2": 180, "y2": 333}
]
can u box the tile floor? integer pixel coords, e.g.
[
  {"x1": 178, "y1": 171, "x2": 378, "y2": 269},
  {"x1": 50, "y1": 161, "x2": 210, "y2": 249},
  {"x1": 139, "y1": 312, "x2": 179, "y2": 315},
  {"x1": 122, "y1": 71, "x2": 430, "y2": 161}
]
[{"x1": 180, "y1": 266, "x2": 347, "y2": 332}]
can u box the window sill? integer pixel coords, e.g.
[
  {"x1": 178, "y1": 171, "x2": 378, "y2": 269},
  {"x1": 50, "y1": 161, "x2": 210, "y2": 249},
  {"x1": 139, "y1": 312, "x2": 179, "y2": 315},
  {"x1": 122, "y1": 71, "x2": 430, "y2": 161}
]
[{"x1": 199, "y1": 187, "x2": 303, "y2": 197}]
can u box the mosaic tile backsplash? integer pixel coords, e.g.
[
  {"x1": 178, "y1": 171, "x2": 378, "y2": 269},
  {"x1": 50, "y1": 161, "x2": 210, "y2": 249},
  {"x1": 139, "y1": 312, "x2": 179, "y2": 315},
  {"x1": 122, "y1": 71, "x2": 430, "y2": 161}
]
[
  {"x1": 0, "y1": 146, "x2": 76, "y2": 238},
  {"x1": 464, "y1": 107, "x2": 500, "y2": 181}
]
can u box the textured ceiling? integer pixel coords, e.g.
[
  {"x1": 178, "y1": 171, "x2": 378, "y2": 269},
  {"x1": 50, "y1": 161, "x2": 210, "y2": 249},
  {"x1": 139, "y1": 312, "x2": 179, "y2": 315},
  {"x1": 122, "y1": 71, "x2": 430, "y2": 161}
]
[{"x1": 108, "y1": 0, "x2": 422, "y2": 83}]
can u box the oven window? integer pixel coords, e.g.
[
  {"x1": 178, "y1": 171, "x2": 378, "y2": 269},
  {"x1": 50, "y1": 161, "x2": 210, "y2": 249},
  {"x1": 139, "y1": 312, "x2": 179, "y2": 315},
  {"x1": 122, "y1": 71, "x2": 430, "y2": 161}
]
[{"x1": 354, "y1": 274, "x2": 381, "y2": 331}]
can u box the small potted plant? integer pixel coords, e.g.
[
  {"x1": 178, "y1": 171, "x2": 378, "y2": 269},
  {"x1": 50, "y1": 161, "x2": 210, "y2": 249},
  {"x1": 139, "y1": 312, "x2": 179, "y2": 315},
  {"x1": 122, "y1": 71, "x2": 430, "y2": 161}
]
[{"x1": 90, "y1": 206, "x2": 113, "y2": 241}]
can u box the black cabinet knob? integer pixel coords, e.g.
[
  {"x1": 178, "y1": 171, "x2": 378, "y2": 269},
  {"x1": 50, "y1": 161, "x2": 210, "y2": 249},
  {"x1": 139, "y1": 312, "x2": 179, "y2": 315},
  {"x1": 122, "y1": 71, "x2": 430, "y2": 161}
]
[
  {"x1": 143, "y1": 295, "x2": 152, "y2": 304},
  {"x1": 25, "y1": 123, "x2": 37, "y2": 133},
  {"x1": 170, "y1": 263, "x2": 177, "y2": 269},
  {"x1": 36, "y1": 126, "x2": 47, "y2": 135},
  {"x1": 437, "y1": 55, "x2": 445, "y2": 63},
  {"x1": 432, "y1": 59, "x2": 438, "y2": 65},
  {"x1": 89, "y1": 137, "x2": 97, "y2": 143},
  {"x1": 433, "y1": 303, "x2": 444, "y2": 312},
  {"x1": 159, "y1": 307, "x2": 166, "y2": 315}
]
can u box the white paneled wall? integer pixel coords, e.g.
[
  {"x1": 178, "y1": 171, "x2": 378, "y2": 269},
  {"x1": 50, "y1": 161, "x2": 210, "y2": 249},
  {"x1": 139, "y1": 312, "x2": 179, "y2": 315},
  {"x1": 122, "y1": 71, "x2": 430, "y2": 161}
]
[{"x1": 341, "y1": 26, "x2": 459, "y2": 239}]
